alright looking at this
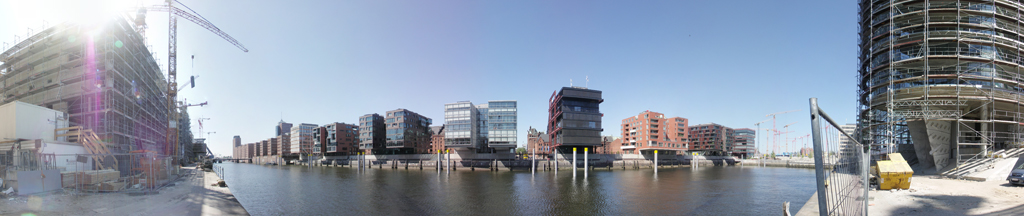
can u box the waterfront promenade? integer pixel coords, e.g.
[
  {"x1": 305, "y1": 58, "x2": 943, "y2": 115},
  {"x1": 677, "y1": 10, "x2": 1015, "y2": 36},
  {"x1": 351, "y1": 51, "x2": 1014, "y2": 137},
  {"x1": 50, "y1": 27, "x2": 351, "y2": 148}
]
[{"x1": 0, "y1": 167, "x2": 247, "y2": 216}]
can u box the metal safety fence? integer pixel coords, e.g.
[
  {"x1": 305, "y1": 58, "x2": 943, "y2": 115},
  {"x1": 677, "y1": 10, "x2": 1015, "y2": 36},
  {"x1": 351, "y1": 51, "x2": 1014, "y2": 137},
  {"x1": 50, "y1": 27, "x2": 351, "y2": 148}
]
[
  {"x1": 213, "y1": 164, "x2": 224, "y2": 180},
  {"x1": 809, "y1": 98, "x2": 869, "y2": 216}
]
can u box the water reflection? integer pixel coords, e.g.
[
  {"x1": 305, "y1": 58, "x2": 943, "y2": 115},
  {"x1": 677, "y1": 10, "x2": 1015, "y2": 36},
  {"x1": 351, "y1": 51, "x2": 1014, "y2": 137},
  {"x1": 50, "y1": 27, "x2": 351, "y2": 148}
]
[{"x1": 221, "y1": 163, "x2": 815, "y2": 215}]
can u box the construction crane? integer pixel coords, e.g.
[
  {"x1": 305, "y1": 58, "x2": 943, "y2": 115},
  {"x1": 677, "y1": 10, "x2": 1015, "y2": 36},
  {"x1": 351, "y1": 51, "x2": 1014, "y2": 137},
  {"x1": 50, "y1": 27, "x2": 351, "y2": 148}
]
[
  {"x1": 775, "y1": 130, "x2": 793, "y2": 156},
  {"x1": 196, "y1": 117, "x2": 211, "y2": 138},
  {"x1": 754, "y1": 118, "x2": 771, "y2": 158},
  {"x1": 782, "y1": 121, "x2": 797, "y2": 157},
  {"x1": 765, "y1": 110, "x2": 798, "y2": 158},
  {"x1": 134, "y1": 0, "x2": 248, "y2": 161}
]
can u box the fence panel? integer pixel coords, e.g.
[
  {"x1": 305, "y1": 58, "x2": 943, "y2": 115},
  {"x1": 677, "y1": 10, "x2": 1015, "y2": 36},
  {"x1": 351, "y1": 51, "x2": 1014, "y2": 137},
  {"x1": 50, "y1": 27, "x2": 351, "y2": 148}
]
[{"x1": 809, "y1": 98, "x2": 869, "y2": 216}]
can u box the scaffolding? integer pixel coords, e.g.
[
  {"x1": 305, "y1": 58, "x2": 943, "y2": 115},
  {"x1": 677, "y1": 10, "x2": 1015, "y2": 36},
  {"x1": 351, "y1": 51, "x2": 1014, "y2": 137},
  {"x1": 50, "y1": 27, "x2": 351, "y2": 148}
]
[
  {"x1": 0, "y1": 16, "x2": 170, "y2": 155},
  {"x1": 858, "y1": 0, "x2": 1024, "y2": 174}
]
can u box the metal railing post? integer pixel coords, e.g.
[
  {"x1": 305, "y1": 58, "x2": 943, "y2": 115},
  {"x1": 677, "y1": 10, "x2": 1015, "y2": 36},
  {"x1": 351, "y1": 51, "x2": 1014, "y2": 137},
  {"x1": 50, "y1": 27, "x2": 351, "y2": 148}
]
[{"x1": 809, "y1": 98, "x2": 829, "y2": 215}]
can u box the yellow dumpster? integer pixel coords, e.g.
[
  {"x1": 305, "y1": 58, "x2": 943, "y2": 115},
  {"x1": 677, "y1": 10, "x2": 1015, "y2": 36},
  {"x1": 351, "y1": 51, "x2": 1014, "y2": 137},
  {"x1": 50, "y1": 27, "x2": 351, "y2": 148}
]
[{"x1": 876, "y1": 153, "x2": 914, "y2": 190}]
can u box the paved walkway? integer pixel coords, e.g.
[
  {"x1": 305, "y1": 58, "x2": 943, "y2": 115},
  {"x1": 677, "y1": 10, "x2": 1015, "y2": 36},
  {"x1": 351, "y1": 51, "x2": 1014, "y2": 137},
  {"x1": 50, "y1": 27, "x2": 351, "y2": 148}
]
[{"x1": 0, "y1": 167, "x2": 248, "y2": 216}]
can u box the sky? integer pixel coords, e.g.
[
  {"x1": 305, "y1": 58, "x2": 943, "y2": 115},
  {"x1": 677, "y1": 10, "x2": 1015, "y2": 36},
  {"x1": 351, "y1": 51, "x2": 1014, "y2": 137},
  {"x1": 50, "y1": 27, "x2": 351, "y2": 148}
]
[{"x1": 0, "y1": 0, "x2": 859, "y2": 157}]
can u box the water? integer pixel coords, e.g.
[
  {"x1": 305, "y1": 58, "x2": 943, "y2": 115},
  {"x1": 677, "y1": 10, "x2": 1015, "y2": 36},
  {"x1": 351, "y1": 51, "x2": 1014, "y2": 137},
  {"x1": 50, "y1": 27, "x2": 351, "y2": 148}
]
[{"x1": 220, "y1": 163, "x2": 816, "y2": 215}]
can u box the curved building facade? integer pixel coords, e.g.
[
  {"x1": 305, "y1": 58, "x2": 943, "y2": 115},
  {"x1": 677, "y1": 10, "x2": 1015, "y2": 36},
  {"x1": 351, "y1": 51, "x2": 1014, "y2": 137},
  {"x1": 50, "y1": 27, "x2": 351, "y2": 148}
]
[{"x1": 858, "y1": 0, "x2": 1024, "y2": 172}]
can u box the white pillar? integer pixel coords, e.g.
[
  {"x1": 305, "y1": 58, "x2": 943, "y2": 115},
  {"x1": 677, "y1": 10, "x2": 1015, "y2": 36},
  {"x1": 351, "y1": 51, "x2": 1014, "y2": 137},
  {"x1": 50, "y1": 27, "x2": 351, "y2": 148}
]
[
  {"x1": 532, "y1": 147, "x2": 536, "y2": 174},
  {"x1": 584, "y1": 147, "x2": 589, "y2": 177},
  {"x1": 572, "y1": 147, "x2": 577, "y2": 178},
  {"x1": 446, "y1": 149, "x2": 450, "y2": 175},
  {"x1": 654, "y1": 150, "x2": 658, "y2": 173},
  {"x1": 437, "y1": 149, "x2": 441, "y2": 171}
]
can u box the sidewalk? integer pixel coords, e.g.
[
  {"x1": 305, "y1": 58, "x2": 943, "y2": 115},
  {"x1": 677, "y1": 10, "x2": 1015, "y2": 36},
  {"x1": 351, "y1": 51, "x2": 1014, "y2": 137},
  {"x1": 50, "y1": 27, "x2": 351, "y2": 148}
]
[{"x1": 0, "y1": 167, "x2": 248, "y2": 216}]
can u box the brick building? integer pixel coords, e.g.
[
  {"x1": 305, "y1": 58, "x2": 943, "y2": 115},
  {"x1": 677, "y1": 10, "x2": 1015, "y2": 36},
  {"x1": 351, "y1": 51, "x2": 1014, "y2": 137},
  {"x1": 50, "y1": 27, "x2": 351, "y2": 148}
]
[
  {"x1": 620, "y1": 111, "x2": 689, "y2": 155},
  {"x1": 688, "y1": 123, "x2": 734, "y2": 156},
  {"x1": 526, "y1": 127, "x2": 551, "y2": 155},
  {"x1": 314, "y1": 122, "x2": 359, "y2": 156},
  {"x1": 430, "y1": 125, "x2": 446, "y2": 153}
]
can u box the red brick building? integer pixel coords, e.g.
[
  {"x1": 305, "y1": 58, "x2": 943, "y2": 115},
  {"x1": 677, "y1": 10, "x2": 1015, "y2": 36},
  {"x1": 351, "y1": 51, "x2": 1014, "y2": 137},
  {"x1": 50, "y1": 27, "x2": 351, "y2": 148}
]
[
  {"x1": 688, "y1": 123, "x2": 734, "y2": 156},
  {"x1": 527, "y1": 127, "x2": 551, "y2": 155},
  {"x1": 620, "y1": 111, "x2": 689, "y2": 155},
  {"x1": 430, "y1": 125, "x2": 446, "y2": 153},
  {"x1": 315, "y1": 122, "x2": 359, "y2": 156},
  {"x1": 596, "y1": 136, "x2": 622, "y2": 154}
]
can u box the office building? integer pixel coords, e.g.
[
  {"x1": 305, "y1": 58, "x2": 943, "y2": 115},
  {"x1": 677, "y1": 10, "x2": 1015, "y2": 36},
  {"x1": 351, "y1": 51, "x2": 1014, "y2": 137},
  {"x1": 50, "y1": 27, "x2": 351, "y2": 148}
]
[
  {"x1": 486, "y1": 101, "x2": 517, "y2": 151},
  {"x1": 732, "y1": 128, "x2": 755, "y2": 158},
  {"x1": 444, "y1": 101, "x2": 480, "y2": 151},
  {"x1": 276, "y1": 121, "x2": 292, "y2": 137},
  {"x1": 547, "y1": 87, "x2": 603, "y2": 153},
  {"x1": 290, "y1": 123, "x2": 317, "y2": 156}
]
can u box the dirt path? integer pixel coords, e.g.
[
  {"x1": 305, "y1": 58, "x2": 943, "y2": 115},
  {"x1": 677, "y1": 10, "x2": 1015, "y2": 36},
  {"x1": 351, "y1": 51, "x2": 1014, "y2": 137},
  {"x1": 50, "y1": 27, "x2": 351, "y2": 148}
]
[{"x1": 0, "y1": 167, "x2": 247, "y2": 216}]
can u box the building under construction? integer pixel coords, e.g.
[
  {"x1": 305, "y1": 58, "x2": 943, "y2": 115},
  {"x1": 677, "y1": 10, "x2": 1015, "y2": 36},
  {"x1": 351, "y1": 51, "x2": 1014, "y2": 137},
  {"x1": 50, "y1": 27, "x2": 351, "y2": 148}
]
[
  {"x1": 0, "y1": 15, "x2": 169, "y2": 154},
  {"x1": 858, "y1": 0, "x2": 1024, "y2": 173}
]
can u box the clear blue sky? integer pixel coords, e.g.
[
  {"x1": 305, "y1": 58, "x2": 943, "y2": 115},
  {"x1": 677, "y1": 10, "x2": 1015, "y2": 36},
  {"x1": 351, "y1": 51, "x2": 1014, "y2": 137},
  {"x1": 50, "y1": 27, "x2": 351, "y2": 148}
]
[{"x1": 1, "y1": 0, "x2": 859, "y2": 156}]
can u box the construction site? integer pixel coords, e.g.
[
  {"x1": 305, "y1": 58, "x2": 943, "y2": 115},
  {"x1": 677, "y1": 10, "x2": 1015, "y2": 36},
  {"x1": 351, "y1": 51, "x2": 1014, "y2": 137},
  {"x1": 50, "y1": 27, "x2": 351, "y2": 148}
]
[
  {"x1": 857, "y1": 0, "x2": 1024, "y2": 177},
  {"x1": 0, "y1": 0, "x2": 246, "y2": 196}
]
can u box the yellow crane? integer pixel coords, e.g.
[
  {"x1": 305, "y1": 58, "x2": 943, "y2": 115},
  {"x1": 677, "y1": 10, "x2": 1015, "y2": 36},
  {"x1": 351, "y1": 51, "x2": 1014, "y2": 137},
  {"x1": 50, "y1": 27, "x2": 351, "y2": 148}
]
[{"x1": 134, "y1": 0, "x2": 248, "y2": 161}]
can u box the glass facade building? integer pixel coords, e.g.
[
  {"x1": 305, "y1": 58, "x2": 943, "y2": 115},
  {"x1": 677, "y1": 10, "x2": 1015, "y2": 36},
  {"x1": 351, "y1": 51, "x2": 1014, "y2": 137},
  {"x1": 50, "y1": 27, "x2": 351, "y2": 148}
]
[
  {"x1": 487, "y1": 101, "x2": 517, "y2": 150},
  {"x1": 359, "y1": 114, "x2": 386, "y2": 154},
  {"x1": 445, "y1": 102, "x2": 480, "y2": 149},
  {"x1": 444, "y1": 100, "x2": 517, "y2": 152}
]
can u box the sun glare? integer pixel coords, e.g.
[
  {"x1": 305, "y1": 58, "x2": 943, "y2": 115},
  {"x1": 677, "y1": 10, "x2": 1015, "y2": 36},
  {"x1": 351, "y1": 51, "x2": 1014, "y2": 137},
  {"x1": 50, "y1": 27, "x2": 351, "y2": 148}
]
[{"x1": 9, "y1": 0, "x2": 143, "y2": 30}]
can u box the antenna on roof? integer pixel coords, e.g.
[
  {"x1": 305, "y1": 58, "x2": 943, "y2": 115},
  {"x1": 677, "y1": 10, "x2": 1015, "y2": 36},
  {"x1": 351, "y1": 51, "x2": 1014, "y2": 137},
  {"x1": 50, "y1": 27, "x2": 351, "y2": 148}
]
[
  {"x1": 570, "y1": 79, "x2": 573, "y2": 87},
  {"x1": 586, "y1": 76, "x2": 589, "y2": 88}
]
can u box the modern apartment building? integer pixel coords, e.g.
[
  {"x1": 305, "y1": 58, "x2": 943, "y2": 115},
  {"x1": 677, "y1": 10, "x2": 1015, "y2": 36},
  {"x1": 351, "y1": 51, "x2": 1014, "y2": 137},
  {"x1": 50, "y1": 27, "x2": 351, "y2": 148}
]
[
  {"x1": 839, "y1": 124, "x2": 856, "y2": 146},
  {"x1": 732, "y1": 128, "x2": 755, "y2": 158},
  {"x1": 290, "y1": 123, "x2": 318, "y2": 156},
  {"x1": 385, "y1": 109, "x2": 433, "y2": 154},
  {"x1": 359, "y1": 114, "x2": 386, "y2": 154},
  {"x1": 430, "y1": 125, "x2": 446, "y2": 153},
  {"x1": 233, "y1": 136, "x2": 241, "y2": 147},
  {"x1": 314, "y1": 122, "x2": 358, "y2": 156},
  {"x1": 620, "y1": 111, "x2": 688, "y2": 155},
  {"x1": 547, "y1": 87, "x2": 603, "y2": 153},
  {"x1": 486, "y1": 101, "x2": 517, "y2": 151},
  {"x1": 688, "y1": 123, "x2": 734, "y2": 156},
  {"x1": 526, "y1": 127, "x2": 551, "y2": 155}
]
